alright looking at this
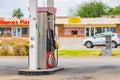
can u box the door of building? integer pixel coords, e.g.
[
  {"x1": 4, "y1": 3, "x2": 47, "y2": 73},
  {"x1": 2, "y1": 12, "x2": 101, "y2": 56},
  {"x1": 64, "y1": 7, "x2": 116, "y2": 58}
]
[
  {"x1": 12, "y1": 28, "x2": 22, "y2": 37},
  {"x1": 86, "y1": 28, "x2": 95, "y2": 37}
]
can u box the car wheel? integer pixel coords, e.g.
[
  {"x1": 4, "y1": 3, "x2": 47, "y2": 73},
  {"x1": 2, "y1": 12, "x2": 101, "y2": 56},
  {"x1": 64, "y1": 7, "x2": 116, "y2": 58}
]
[
  {"x1": 112, "y1": 41, "x2": 118, "y2": 48},
  {"x1": 85, "y1": 41, "x2": 93, "y2": 48}
]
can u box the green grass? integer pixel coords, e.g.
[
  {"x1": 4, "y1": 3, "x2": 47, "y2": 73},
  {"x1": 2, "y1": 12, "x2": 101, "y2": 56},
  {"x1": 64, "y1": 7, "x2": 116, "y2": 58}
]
[
  {"x1": 112, "y1": 50, "x2": 120, "y2": 56},
  {"x1": 58, "y1": 50, "x2": 120, "y2": 57},
  {"x1": 0, "y1": 49, "x2": 119, "y2": 56}
]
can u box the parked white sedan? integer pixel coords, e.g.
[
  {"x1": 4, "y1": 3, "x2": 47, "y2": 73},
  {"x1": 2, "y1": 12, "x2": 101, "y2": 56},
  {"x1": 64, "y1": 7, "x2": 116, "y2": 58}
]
[{"x1": 83, "y1": 32, "x2": 120, "y2": 48}]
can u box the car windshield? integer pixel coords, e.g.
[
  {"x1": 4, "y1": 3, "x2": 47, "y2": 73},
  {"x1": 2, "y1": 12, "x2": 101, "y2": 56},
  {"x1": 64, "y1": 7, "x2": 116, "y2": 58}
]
[
  {"x1": 93, "y1": 33, "x2": 105, "y2": 38},
  {"x1": 93, "y1": 32, "x2": 115, "y2": 38}
]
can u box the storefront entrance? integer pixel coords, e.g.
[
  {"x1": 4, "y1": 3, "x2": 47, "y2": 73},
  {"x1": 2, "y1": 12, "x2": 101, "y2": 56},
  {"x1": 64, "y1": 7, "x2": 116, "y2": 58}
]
[
  {"x1": 12, "y1": 28, "x2": 22, "y2": 37},
  {"x1": 85, "y1": 27, "x2": 116, "y2": 37}
]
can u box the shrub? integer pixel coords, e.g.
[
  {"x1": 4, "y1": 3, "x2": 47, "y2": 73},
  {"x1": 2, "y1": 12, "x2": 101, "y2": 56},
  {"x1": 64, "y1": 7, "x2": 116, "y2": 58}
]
[
  {"x1": 0, "y1": 38, "x2": 28, "y2": 56},
  {"x1": 7, "y1": 38, "x2": 27, "y2": 45},
  {"x1": 24, "y1": 46, "x2": 29, "y2": 56},
  {"x1": 20, "y1": 47, "x2": 27, "y2": 56},
  {"x1": 0, "y1": 44, "x2": 10, "y2": 56},
  {"x1": 13, "y1": 45, "x2": 25, "y2": 56}
]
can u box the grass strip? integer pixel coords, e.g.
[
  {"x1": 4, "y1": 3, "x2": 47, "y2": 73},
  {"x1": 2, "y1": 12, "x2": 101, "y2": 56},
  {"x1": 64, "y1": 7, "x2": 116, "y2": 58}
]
[{"x1": 58, "y1": 50, "x2": 120, "y2": 57}]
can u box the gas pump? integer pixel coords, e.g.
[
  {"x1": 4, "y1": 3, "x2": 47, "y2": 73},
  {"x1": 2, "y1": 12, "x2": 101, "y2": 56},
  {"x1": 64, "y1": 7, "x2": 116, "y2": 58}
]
[
  {"x1": 37, "y1": 7, "x2": 59, "y2": 69},
  {"x1": 19, "y1": 0, "x2": 63, "y2": 75},
  {"x1": 101, "y1": 32, "x2": 112, "y2": 56}
]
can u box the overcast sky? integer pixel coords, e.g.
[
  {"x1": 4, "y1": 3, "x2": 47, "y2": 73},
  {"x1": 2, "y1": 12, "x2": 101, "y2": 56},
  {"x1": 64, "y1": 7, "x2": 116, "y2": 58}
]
[{"x1": 0, "y1": 0, "x2": 120, "y2": 18}]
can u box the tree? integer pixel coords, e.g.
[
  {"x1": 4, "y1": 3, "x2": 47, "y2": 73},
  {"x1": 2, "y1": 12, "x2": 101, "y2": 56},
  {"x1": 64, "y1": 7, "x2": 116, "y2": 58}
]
[
  {"x1": 105, "y1": 7, "x2": 114, "y2": 15},
  {"x1": 73, "y1": 1, "x2": 109, "y2": 17},
  {"x1": 111, "y1": 5, "x2": 120, "y2": 15},
  {"x1": 12, "y1": 8, "x2": 24, "y2": 18}
]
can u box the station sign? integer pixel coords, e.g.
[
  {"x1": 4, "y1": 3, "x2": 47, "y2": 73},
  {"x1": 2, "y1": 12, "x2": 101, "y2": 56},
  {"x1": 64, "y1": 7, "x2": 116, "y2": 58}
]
[
  {"x1": 68, "y1": 17, "x2": 80, "y2": 24},
  {"x1": 0, "y1": 19, "x2": 29, "y2": 25}
]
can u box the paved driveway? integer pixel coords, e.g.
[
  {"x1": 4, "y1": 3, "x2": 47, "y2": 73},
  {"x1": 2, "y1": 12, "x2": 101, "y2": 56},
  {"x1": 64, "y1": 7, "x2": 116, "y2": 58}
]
[
  {"x1": 59, "y1": 37, "x2": 85, "y2": 49},
  {"x1": 58, "y1": 37, "x2": 120, "y2": 50},
  {"x1": 1, "y1": 56, "x2": 120, "y2": 80}
]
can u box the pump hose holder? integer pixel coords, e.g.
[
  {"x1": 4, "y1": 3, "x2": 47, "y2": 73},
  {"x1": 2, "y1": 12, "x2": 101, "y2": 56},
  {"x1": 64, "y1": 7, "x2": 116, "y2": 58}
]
[{"x1": 46, "y1": 29, "x2": 58, "y2": 68}]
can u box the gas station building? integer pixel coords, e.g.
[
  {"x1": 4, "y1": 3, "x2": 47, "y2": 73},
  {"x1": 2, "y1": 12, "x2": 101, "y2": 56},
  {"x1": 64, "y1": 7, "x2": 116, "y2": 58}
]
[{"x1": 0, "y1": 17, "x2": 120, "y2": 39}]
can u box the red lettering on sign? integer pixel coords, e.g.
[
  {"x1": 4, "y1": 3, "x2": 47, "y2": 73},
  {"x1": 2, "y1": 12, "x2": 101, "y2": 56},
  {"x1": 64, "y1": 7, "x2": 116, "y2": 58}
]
[
  {"x1": 0, "y1": 19, "x2": 29, "y2": 25},
  {"x1": 20, "y1": 19, "x2": 29, "y2": 24},
  {"x1": 0, "y1": 19, "x2": 4, "y2": 24},
  {"x1": 20, "y1": 19, "x2": 24, "y2": 24},
  {"x1": 15, "y1": 21, "x2": 18, "y2": 24}
]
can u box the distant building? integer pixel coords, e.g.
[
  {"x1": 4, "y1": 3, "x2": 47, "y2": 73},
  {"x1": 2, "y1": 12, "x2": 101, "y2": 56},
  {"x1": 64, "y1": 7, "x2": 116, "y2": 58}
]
[
  {"x1": 0, "y1": 18, "x2": 29, "y2": 39},
  {"x1": 56, "y1": 16, "x2": 120, "y2": 38},
  {"x1": 0, "y1": 17, "x2": 120, "y2": 39}
]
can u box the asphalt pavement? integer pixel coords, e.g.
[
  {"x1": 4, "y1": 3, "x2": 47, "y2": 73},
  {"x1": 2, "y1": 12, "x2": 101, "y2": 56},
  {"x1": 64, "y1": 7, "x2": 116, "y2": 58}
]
[
  {"x1": 1, "y1": 56, "x2": 120, "y2": 80},
  {"x1": 59, "y1": 37, "x2": 120, "y2": 50}
]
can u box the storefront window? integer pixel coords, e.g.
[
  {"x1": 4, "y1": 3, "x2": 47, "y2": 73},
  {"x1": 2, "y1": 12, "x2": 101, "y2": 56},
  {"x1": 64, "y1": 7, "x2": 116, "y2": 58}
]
[
  {"x1": 102, "y1": 27, "x2": 116, "y2": 33},
  {"x1": 71, "y1": 29, "x2": 78, "y2": 35},
  {"x1": 86, "y1": 27, "x2": 116, "y2": 37},
  {"x1": 17, "y1": 28, "x2": 21, "y2": 37},
  {"x1": 64, "y1": 28, "x2": 71, "y2": 35},
  {"x1": 0, "y1": 28, "x2": 6, "y2": 36},
  {"x1": 86, "y1": 28, "x2": 96, "y2": 37},
  {"x1": 12, "y1": 28, "x2": 21, "y2": 37},
  {"x1": 78, "y1": 28, "x2": 85, "y2": 36},
  {"x1": 13, "y1": 28, "x2": 16, "y2": 36},
  {"x1": 106, "y1": 27, "x2": 109, "y2": 31},
  {"x1": 22, "y1": 28, "x2": 29, "y2": 34},
  {"x1": 102, "y1": 27, "x2": 106, "y2": 33},
  {"x1": 64, "y1": 28, "x2": 85, "y2": 36},
  {"x1": 91, "y1": 28, "x2": 94, "y2": 36},
  {"x1": 110, "y1": 27, "x2": 116, "y2": 32},
  {"x1": 96, "y1": 28, "x2": 102, "y2": 34},
  {"x1": 86, "y1": 28, "x2": 89, "y2": 37},
  {"x1": 6, "y1": 28, "x2": 11, "y2": 36}
]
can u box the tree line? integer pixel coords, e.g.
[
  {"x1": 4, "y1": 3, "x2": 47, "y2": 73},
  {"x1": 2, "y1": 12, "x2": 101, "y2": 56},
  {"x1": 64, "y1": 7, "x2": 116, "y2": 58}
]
[
  {"x1": 12, "y1": 1, "x2": 120, "y2": 18},
  {"x1": 69, "y1": 1, "x2": 120, "y2": 18}
]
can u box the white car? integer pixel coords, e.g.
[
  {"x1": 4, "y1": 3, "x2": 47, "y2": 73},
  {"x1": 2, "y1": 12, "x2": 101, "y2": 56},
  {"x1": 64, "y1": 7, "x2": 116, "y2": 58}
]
[{"x1": 83, "y1": 32, "x2": 120, "y2": 48}]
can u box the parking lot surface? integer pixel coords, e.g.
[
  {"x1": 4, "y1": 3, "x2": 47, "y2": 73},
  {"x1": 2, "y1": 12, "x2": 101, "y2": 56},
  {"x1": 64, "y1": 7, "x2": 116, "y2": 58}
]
[
  {"x1": 1, "y1": 56, "x2": 120, "y2": 80},
  {"x1": 58, "y1": 38, "x2": 120, "y2": 50}
]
